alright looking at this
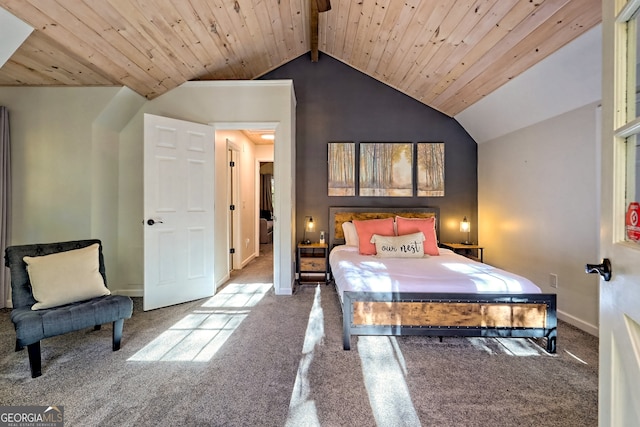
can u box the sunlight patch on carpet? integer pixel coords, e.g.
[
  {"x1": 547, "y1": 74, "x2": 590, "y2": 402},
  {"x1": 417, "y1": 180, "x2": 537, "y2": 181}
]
[
  {"x1": 358, "y1": 336, "x2": 421, "y2": 426},
  {"x1": 128, "y1": 282, "x2": 271, "y2": 362},
  {"x1": 286, "y1": 285, "x2": 324, "y2": 427}
]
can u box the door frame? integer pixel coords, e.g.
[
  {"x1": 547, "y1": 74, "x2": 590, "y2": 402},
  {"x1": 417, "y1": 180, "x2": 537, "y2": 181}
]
[
  {"x1": 227, "y1": 139, "x2": 241, "y2": 271},
  {"x1": 212, "y1": 121, "x2": 281, "y2": 290}
]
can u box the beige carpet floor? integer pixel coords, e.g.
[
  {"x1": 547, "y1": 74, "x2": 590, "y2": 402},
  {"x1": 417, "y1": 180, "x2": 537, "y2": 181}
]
[{"x1": 0, "y1": 243, "x2": 598, "y2": 426}]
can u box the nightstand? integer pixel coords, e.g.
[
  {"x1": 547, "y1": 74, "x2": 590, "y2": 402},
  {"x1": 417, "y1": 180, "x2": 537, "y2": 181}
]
[
  {"x1": 440, "y1": 243, "x2": 484, "y2": 263},
  {"x1": 297, "y1": 243, "x2": 329, "y2": 285}
]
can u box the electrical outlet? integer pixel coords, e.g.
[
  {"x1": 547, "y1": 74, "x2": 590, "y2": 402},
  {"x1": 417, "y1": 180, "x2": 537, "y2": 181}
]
[{"x1": 549, "y1": 273, "x2": 558, "y2": 288}]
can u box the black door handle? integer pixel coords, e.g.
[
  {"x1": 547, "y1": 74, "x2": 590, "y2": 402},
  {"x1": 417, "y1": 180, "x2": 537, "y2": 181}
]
[
  {"x1": 147, "y1": 219, "x2": 164, "y2": 226},
  {"x1": 585, "y1": 258, "x2": 612, "y2": 282}
]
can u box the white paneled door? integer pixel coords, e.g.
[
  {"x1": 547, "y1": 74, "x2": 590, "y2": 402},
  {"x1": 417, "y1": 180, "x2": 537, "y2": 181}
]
[
  {"x1": 143, "y1": 114, "x2": 215, "y2": 311},
  {"x1": 600, "y1": 1, "x2": 640, "y2": 424}
]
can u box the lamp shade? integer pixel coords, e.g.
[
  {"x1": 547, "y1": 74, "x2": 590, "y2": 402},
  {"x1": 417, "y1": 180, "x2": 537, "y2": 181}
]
[{"x1": 460, "y1": 217, "x2": 470, "y2": 233}]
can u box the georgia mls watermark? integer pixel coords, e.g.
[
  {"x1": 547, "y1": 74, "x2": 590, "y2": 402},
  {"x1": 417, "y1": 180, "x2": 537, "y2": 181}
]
[{"x1": 0, "y1": 406, "x2": 63, "y2": 427}]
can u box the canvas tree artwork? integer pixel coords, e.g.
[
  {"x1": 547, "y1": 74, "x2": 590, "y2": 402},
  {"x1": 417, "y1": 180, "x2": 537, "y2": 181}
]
[
  {"x1": 359, "y1": 143, "x2": 413, "y2": 197},
  {"x1": 417, "y1": 142, "x2": 445, "y2": 197},
  {"x1": 328, "y1": 142, "x2": 356, "y2": 196}
]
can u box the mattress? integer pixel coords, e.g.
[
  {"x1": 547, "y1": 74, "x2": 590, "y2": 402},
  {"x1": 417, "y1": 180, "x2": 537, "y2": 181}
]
[{"x1": 329, "y1": 245, "x2": 542, "y2": 301}]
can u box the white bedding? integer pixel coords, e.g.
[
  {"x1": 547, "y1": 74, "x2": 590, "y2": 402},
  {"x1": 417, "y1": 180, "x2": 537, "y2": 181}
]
[{"x1": 329, "y1": 245, "x2": 541, "y2": 301}]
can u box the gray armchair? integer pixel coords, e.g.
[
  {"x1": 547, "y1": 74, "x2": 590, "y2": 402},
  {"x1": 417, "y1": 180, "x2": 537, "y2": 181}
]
[{"x1": 4, "y1": 239, "x2": 133, "y2": 378}]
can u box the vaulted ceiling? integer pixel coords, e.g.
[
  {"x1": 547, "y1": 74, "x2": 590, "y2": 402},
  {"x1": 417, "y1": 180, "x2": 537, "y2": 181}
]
[{"x1": 0, "y1": 0, "x2": 601, "y2": 117}]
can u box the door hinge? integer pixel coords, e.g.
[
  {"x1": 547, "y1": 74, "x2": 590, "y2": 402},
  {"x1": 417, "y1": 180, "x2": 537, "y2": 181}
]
[
  {"x1": 230, "y1": 204, "x2": 235, "y2": 211},
  {"x1": 230, "y1": 248, "x2": 235, "y2": 254},
  {"x1": 229, "y1": 161, "x2": 235, "y2": 167}
]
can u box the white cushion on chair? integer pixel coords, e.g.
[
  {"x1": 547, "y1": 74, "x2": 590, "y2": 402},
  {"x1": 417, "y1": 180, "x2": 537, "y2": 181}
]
[{"x1": 24, "y1": 243, "x2": 111, "y2": 310}]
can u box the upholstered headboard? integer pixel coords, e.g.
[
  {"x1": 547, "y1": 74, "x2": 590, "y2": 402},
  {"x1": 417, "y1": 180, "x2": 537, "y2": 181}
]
[{"x1": 328, "y1": 206, "x2": 440, "y2": 247}]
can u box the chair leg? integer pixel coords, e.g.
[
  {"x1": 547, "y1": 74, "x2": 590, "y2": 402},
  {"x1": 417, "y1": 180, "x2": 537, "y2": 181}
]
[
  {"x1": 112, "y1": 319, "x2": 124, "y2": 351},
  {"x1": 27, "y1": 342, "x2": 42, "y2": 378}
]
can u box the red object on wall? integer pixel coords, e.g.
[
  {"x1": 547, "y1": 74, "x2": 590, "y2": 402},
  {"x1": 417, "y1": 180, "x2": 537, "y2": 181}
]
[{"x1": 626, "y1": 202, "x2": 640, "y2": 242}]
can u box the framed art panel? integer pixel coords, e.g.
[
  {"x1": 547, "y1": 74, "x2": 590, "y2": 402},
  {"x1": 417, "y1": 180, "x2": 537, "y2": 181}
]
[
  {"x1": 359, "y1": 142, "x2": 413, "y2": 197},
  {"x1": 328, "y1": 142, "x2": 356, "y2": 196},
  {"x1": 417, "y1": 142, "x2": 445, "y2": 197}
]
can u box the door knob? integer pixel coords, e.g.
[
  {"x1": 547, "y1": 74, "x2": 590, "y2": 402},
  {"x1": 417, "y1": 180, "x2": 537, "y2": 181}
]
[
  {"x1": 147, "y1": 219, "x2": 163, "y2": 226},
  {"x1": 585, "y1": 258, "x2": 612, "y2": 282}
]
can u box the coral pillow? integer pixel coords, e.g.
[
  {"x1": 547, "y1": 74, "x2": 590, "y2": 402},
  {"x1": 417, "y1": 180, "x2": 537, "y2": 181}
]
[
  {"x1": 396, "y1": 216, "x2": 439, "y2": 255},
  {"x1": 353, "y1": 217, "x2": 395, "y2": 255},
  {"x1": 24, "y1": 243, "x2": 111, "y2": 310},
  {"x1": 370, "y1": 232, "x2": 425, "y2": 258}
]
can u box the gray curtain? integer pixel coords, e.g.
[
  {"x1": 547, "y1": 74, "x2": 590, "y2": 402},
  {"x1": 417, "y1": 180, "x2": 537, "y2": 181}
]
[
  {"x1": 0, "y1": 106, "x2": 11, "y2": 308},
  {"x1": 261, "y1": 174, "x2": 273, "y2": 213}
]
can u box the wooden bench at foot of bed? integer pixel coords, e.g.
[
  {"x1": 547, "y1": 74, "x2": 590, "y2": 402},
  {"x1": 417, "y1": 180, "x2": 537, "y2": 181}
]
[{"x1": 342, "y1": 291, "x2": 557, "y2": 353}]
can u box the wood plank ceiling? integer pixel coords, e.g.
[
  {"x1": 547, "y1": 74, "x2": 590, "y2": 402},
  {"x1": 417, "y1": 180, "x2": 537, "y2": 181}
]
[{"x1": 0, "y1": 0, "x2": 601, "y2": 117}]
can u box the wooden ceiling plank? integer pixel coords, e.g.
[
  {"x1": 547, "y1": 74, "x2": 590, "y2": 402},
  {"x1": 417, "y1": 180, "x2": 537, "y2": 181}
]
[
  {"x1": 44, "y1": 0, "x2": 169, "y2": 94},
  {"x1": 0, "y1": 60, "x2": 61, "y2": 85},
  {"x1": 426, "y1": 0, "x2": 572, "y2": 109},
  {"x1": 75, "y1": 0, "x2": 183, "y2": 91},
  {"x1": 7, "y1": 33, "x2": 118, "y2": 85},
  {"x1": 348, "y1": 0, "x2": 391, "y2": 71},
  {"x1": 123, "y1": 0, "x2": 209, "y2": 78},
  {"x1": 249, "y1": 0, "x2": 286, "y2": 70},
  {"x1": 275, "y1": 0, "x2": 302, "y2": 59},
  {"x1": 187, "y1": 0, "x2": 251, "y2": 80},
  {"x1": 156, "y1": 1, "x2": 221, "y2": 78},
  {"x1": 0, "y1": 0, "x2": 159, "y2": 97},
  {"x1": 244, "y1": 0, "x2": 300, "y2": 76},
  {"x1": 204, "y1": 0, "x2": 265, "y2": 78},
  {"x1": 320, "y1": 0, "x2": 341, "y2": 53},
  {"x1": 378, "y1": 0, "x2": 455, "y2": 85},
  {"x1": 398, "y1": 0, "x2": 502, "y2": 96},
  {"x1": 339, "y1": 1, "x2": 364, "y2": 63},
  {"x1": 288, "y1": 0, "x2": 309, "y2": 58},
  {"x1": 372, "y1": 0, "x2": 427, "y2": 79},
  {"x1": 261, "y1": 0, "x2": 295, "y2": 62},
  {"x1": 95, "y1": 0, "x2": 194, "y2": 85},
  {"x1": 333, "y1": 0, "x2": 353, "y2": 59},
  {"x1": 347, "y1": 0, "x2": 379, "y2": 67},
  {"x1": 363, "y1": 0, "x2": 406, "y2": 75},
  {"x1": 412, "y1": 0, "x2": 517, "y2": 95},
  {"x1": 439, "y1": 0, "x2": 601, "y2": 115}
]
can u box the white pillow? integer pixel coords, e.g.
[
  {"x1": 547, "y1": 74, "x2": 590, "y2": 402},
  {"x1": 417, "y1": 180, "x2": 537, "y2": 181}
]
[
  {"x1": 370, "y1": 232, "x2": 425, "y2": 258},
  {"x1": 341, "y1": 221, "x2": 359, "y2": 247},
  {"x1": 24, "y1": 243, "x2": 111, "y2": 310}
]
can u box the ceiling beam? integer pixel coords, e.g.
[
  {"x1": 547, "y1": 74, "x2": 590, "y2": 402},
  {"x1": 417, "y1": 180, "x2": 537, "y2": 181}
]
[
  {"x1": 310, "y1": 0, "x2": 331, "y2": 62},
  {"x1": 310, "y1": 0, "x2": 319, "y2": 62}
]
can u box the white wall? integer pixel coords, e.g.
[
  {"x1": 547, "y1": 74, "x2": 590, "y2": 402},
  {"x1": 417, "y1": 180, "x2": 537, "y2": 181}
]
[
  {"x1": 478, "y1": 103, "x2": 600, "y2": 334},
  {"x1": 0, "y1": 87, "x2": 136, "y2": 290}
]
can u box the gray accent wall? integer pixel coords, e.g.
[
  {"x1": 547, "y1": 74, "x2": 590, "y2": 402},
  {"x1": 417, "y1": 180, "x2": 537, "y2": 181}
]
[{"x1": 261, "y1": 54, "x2": 477, "y2": 244}]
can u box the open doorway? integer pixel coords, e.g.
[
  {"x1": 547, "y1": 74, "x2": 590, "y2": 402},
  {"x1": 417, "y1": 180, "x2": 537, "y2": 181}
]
[
  {"x1": 259, "y1": 162, "x2": 274, "y2": 255},
  {"x1": 213, "y1": 125, "x2": 276, "y2": 289}
]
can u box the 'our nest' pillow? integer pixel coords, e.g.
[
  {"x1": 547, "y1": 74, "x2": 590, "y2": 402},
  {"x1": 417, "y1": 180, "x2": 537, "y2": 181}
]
[
  {"x1": 370, "y1": 232, "x2": 426, "y2": 258},
  {"x1": 24, "y1": 243, "x2": 111, "y2": 310}
]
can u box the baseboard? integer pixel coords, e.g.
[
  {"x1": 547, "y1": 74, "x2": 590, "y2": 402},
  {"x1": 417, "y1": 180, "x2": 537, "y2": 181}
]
[
  {"x1": 115, "y1": 288, "x2": 143, "y2": 298},
  {"x1": 240, "y1": 252, "x2": 257, "y2": 269},
  {"x1": 558, "y1": 309, "x2": 599, "y2": 337}
]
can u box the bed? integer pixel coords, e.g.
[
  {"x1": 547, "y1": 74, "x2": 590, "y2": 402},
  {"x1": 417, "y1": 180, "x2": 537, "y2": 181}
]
[{"x1": 328, "y1": 207, "x2": 557, "y2": 353}]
